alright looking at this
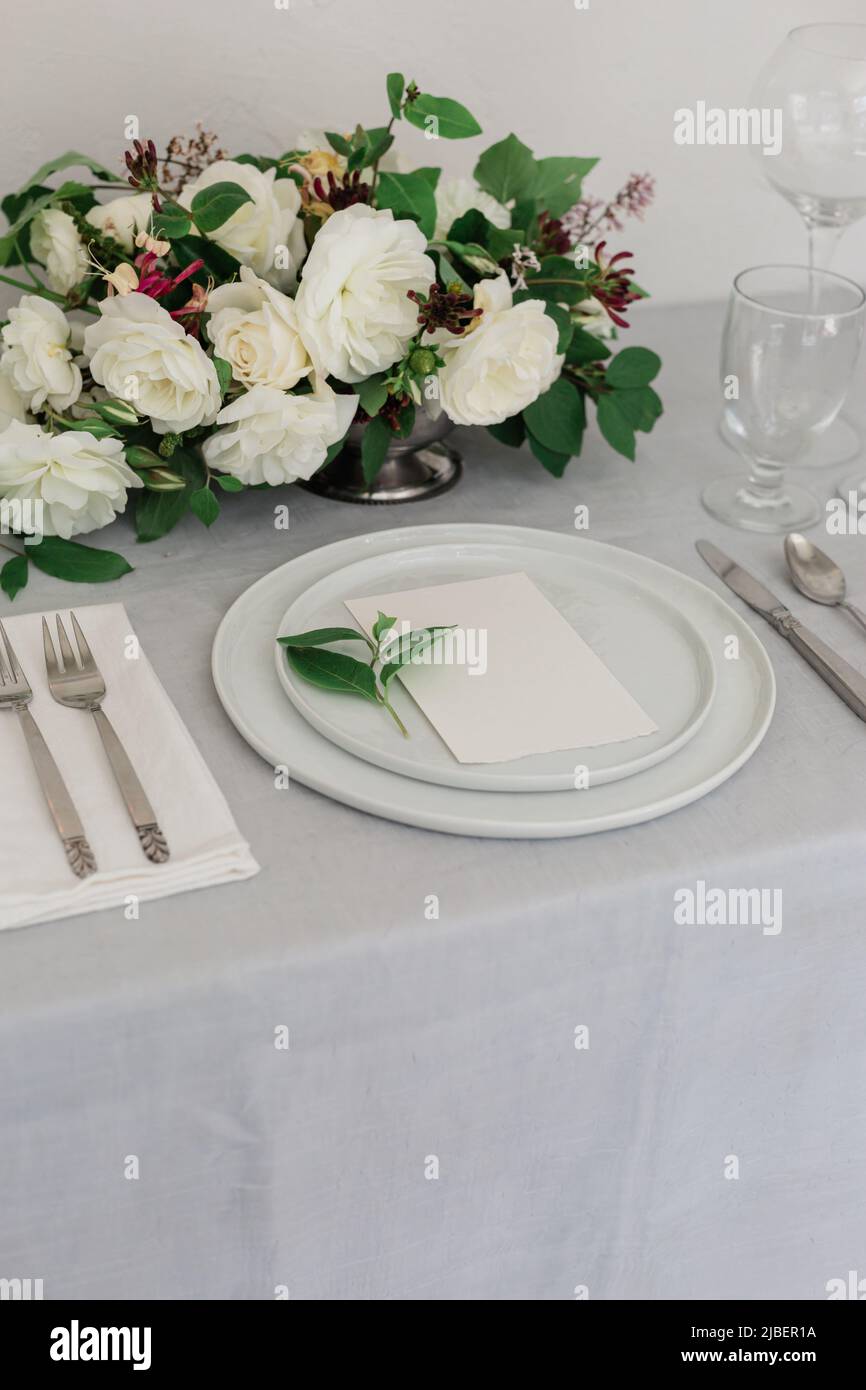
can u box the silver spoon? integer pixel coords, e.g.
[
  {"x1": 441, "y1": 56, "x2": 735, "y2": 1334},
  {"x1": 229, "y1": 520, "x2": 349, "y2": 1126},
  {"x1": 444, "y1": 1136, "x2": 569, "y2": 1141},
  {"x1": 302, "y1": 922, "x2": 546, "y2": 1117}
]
[{"x1": 784, "y1": 532, "x2": 866, "y2": 635}]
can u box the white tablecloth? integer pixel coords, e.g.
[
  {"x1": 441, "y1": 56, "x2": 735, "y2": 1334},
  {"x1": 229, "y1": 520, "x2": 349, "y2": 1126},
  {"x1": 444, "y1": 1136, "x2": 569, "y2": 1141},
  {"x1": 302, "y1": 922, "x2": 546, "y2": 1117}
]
[{"x1": 2, "y1": 302, "x2": 865, "y2": 1300}]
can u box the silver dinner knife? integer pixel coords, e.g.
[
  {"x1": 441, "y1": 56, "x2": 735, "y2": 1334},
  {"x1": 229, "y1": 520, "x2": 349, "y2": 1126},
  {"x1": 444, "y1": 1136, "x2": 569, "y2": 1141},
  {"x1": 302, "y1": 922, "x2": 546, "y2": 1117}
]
[{"x1": 696, "y1": 539, "x2": 866, "y2": 723}]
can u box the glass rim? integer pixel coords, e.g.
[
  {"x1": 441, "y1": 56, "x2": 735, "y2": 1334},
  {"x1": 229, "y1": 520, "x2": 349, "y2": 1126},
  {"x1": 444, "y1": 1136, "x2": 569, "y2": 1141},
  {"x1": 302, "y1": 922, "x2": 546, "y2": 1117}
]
[
  {"x1": 787, "y1": 23, "x2": 866, "y2": 61},
  {"x1": 732, "y1": 264, "x2": 866, "y2": 319}
]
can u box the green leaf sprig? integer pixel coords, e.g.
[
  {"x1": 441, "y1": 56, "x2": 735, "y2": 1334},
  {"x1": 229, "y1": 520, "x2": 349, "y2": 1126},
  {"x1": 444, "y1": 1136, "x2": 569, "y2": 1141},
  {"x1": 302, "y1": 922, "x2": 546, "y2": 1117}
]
[{"x1": 278, "y1": 611, "x2": 454, "y2": 738}]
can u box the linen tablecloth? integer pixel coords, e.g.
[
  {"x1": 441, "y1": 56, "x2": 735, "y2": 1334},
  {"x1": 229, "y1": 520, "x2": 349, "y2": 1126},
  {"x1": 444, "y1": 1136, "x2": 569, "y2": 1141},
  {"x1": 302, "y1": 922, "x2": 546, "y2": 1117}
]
[{"x1": 1, "y1": 302, "x2": 865, "y2": 1300}]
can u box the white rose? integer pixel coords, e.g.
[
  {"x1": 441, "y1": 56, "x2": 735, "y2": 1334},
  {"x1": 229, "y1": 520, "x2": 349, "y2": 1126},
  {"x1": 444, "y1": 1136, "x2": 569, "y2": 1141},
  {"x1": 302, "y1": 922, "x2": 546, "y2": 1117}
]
[
  {"x1": 179, "y1": 160, "x2": 306, "y2": 291},
  {"x1": 433, "y1": 177, "x2": 510, "y2": 242},
  {"x1": 0, "y1": 420, "x2": 142, "y2": 539},
  {"x1": 202, "y1": 382, "x2": 358, "y2": 485},
  {"x1": 0, "y1": 295, "x2": 82, "y2": 412},
  {"x1": 29, "y1": 209, "x2": 89, "y2": 295},
  {"x1": 435, "y1": 272, "x2": 562, "y2": 426},
  {"x1": 84, "y1": 292, "x2": 221, "y2": 435},
  {"x1": 206, "y1": 266, "x2": 314, "y2": 391},
  {"x1": 0, "y1": 366, "x2": 28, "y2": 432},
  {"x1": 86, "y1": 192, "x2": 153, "y2": 253},
  {"x1": 573, "y1": 296, "x2": 615, "y2": 340},
  {"x1": 295, "y1": 205, "x2": 434, "y2": 383}
]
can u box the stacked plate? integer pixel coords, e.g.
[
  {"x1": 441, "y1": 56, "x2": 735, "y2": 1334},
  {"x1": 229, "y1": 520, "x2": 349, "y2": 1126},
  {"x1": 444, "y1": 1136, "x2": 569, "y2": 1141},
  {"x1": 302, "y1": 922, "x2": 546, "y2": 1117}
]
[{"x1": 211, "y1": 524, "x2": 776, "y2": 838}]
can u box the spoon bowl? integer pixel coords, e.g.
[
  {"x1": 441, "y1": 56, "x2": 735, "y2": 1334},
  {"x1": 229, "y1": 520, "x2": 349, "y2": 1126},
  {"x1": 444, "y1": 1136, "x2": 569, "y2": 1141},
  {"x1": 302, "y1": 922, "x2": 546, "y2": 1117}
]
[
  {"x1": 784, "y1": 532, "x2": 866, "y2": 634},
  {"x1": 784, "y1": 533, "x2": 847, "y2": 606}
]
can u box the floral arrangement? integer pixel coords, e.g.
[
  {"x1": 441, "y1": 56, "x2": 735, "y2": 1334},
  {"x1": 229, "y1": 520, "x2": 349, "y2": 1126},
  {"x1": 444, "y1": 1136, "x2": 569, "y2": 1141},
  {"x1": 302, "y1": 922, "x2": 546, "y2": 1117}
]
[{"x1": 0, "y1": 74, "x2": 661, "y2": 599}]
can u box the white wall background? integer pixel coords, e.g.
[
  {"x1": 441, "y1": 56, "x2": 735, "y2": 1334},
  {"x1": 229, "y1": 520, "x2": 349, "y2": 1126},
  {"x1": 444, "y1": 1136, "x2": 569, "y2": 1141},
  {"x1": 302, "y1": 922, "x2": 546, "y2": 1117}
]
[{"x1": 4, "y1": 0, "x2": 866, "y2": 307}]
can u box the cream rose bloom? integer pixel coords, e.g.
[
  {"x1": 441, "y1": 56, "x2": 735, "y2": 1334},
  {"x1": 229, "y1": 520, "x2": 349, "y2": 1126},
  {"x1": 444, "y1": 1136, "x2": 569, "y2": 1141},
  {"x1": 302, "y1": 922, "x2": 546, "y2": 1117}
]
[
  {"x1": 0, "y1": 366, "x2": 29, "y2": 432},
  {"x1": 86, "y1": 192, "x2": 153, "y2": 253},
  {"x1": 0, "y1": 295, "x2": 82, "y2": 412},
  {"x1": 84, "y1": 292, "x2": 221, "y2": 435},
  {"x1": 29, "y1": 210, "x2": 89, "y2": 295},
  {"x1": 206, "y1": 266, "x2": 314, "y2": 391},
  {"x1": 433, "y1": 177, "x2": 510, "y2": 242},
  {"x1": 179, "y1": 160, "x2": 306, "y2": 292},
  {"x1": 295, "y1": 205, "x2": 434, "y2": 383},
  {"x1": 435, "y1": 273, "x2": 562, "y2": 426},
  {"x1": 0, "y1": 420, "x2": 142, "y2": 538},
  {"x1": 202, "y1": 383, "x2": 358, "y2": 485}
]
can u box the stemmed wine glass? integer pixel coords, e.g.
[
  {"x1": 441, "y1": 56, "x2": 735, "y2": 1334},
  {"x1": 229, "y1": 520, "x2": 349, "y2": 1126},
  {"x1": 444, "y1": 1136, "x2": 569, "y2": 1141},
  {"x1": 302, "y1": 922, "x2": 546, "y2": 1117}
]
[
  {"x1": 702, "y1": 265, "x2": 865, "y2": 533},
  {"x1": 746, "y1": 23, "x2": 866, "y2": 475}
]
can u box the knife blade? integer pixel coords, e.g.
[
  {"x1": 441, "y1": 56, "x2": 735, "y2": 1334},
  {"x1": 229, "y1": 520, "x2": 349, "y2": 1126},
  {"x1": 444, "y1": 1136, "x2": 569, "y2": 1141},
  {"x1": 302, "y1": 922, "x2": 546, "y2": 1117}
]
[{"x1": 696, "y1": 539, "x2": 866, "y2": 723}]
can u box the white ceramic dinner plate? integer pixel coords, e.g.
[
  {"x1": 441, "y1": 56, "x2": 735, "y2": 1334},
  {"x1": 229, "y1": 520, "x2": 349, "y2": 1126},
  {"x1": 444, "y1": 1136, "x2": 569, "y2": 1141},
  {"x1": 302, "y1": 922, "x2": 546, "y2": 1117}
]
[
  {"x1": 274, "y1": 541, "x2": 717, "y2": 792},
  {"x1": 212, "y1": 524, "x2": 776, "y2": 839}
]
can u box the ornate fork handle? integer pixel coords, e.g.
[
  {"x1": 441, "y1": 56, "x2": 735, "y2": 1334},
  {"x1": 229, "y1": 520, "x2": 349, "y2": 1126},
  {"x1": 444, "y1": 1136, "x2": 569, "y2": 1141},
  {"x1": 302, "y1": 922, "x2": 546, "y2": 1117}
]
[
  {"x1": 90, "y1": 706, "x2": 170, "y2": 863},
  {"x1": 15, "y1": 705, "x2": 96, "y2": 878}
]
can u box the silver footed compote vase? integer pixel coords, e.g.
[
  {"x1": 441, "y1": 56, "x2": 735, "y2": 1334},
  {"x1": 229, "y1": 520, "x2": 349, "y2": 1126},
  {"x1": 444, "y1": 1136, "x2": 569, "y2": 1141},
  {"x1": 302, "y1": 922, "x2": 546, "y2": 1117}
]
[{"x1": 299, "y1": 413, "x2": 462, "y2": 505}]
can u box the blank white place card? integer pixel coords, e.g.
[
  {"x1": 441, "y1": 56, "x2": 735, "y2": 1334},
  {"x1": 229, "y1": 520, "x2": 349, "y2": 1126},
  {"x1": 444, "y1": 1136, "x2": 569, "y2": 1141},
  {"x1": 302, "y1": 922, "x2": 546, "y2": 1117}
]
[{"x1": 345, "y1": 571, "x2": 658, "y2": 764}]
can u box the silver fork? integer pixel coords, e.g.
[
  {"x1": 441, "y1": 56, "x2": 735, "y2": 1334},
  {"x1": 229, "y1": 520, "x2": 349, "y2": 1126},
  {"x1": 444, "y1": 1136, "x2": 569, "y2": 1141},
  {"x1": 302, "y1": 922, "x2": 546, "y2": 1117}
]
[
  {"x1": 0, "y1": 620, "x2": 96, "y2": 878},
  {"x1": 42, "y1": 613, "x2": 170, "y2": 864}
]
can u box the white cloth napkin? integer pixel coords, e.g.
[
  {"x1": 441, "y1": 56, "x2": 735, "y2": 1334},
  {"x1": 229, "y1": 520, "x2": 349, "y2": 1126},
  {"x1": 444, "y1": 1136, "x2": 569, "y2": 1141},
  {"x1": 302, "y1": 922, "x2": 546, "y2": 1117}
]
[{"x1": 1, "y1": 602, "x2": 259, "y2": 931}]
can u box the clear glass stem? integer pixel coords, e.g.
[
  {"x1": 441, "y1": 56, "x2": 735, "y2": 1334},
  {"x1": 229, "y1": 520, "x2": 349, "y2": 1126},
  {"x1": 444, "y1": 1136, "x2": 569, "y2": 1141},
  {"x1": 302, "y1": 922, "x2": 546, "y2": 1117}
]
[
  {"x1": 743, "y1": 455, "x2": 787, "y2": 509},
  {"x1": 806, "y1": 222, "x2": 844, "y2": 272}
]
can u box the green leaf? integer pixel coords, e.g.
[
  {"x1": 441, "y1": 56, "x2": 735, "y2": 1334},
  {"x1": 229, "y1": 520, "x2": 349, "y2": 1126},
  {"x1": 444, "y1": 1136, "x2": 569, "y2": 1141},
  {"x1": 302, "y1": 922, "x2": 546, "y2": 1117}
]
[
  {"x1": 596, "y1": 394, "x2": 636, "y2": 461},
  {"x1": 189, "y1": 486, "x2": 220, "y2": 528},
  {"x1": 488, "y1": 417, "x2": 526, "y2": 448},
  {"x1": 393, "y1": 400, "x2": 416, "y2": 439},
  {"x1": 474, "y1": 133, "x2": 537, "y2": 203},
  {"x1": 372, "y1": 611, "x2": 397, "y2": 643},
  {"x1": 387, "y1": 72, "x2": 405, "y2": 120},
  {"x1": 523, "y1": 377, "x2": 586, "y2": 454},
  {"x1": 17, "y1": 150, "x2": 115, "y2": 196},
  {"x1": 565, "y1": 326, "x2": 612, "y2": 365},
  {"x1": 611, "y1": 384, "x2": 663, "y2": 433},
  {"x1": 533, "y1": 156, "x2": 598, "y2": 218},
  {"x1": 278, "y1": 627, "x2": 374, "y2": 652},
  {"x1": 52, "y1": 417, "x2": 119, "y2": 439},
  {"x1": 360, "y1": 416, "x2": 392, "y2": 485},
  {"x1": 214, "y1": 473, "x2": 245, "y2": 492},
  {"x1": 0, "y1": 554, "x2": 28, "y2": 601},
  {"x1": 135, "y1": 446, "x2": 205, "y2": 541},
  {"x1": 124, "y1": 444, "x2": 163, "y2": 470},
  {"x1": 432, "y1": 249, "x2": 470, "y2": 294},
  {"x1": 376, "y1": 171, "x2": 437, "y2": 240},
  {"x1": 404, "y1": 94, "x2": 482, "y2": 140},
  {"x1": 380, "y1": 626, "x2": 455, "y2": 686},
  {"x1": 447, "y1": 207, "x2": 491, "y2": 247},
  {"x1": 213, "y1": 355, "x2": 232, "y2": 395},
  {"x1": 190, "y1": 181, "x2": 253, "y2": 233},
  {"x1": 153, "y1": 201, "x2": 191, "y2": 239},
  {"x1": 357, "y1": 374, "x2": 389, "y2": 418},
  {"x1": 284, "y1": 646, "x2": 381, "y2": 703},
  {"x1": 522, "y1": 254, "x2": 590, "y2": 305},
  {"x1": 171, "y1": 234, "x2": 242, "y2": 282},
  {"x1": 364, "y1": 130, "x2": 394, "y2": 166},
  {"x1": 605, "y1": 346, "x2": 662, "y2": 389},
  {"x1": 528, "y1": 435, "x2": 572, "y2": 477},
  {"x1": 26, "y1": 536, "x2": 132, "y2": 583},
  {"x1": 414, "y1": 166, "x2": 441, "y2": 190},
  {"x1": 540, "y1": 300, "x2": 573, "y2": 354},
  {"x1": 325, "y1": 131, "x2": 351, "y2": 156}
]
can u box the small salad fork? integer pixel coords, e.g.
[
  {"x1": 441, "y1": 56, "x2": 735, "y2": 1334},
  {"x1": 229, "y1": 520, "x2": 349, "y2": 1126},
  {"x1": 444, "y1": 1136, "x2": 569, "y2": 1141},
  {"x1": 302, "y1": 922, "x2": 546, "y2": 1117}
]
[
  {"x1": 42, "y1": 612, "x2": 170, "y2": 864},
  {"x1": 0, "y1": 619, "x2": 96, "y2": 878}
]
